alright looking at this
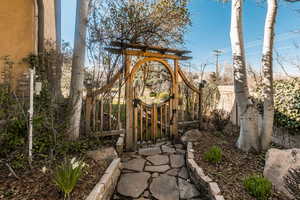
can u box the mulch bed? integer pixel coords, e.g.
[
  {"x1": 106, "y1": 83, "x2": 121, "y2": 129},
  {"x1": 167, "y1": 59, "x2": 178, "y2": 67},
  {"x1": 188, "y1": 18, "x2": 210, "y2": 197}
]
[
  {"x1": 0, "y1": 157, "x2": 110, "y2": 200},
  {"x1": 0, "y1": 135, "x2": 119, "y2": 200},
  {"x1": 193, "y1": 127, "x2": 287, "y2": 200}
]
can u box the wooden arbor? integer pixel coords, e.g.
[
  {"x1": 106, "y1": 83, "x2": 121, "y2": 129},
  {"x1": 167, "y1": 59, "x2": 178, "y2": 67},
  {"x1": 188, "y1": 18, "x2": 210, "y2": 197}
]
[{"x1": 106, "y1": 42, "x2": 198, "y2": 151}]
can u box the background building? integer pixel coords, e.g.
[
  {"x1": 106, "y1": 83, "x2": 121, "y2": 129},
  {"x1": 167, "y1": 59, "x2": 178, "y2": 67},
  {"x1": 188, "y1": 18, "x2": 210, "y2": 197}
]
[{"x1": 0, "y1": 0, "x2": 61, "y2": 92}]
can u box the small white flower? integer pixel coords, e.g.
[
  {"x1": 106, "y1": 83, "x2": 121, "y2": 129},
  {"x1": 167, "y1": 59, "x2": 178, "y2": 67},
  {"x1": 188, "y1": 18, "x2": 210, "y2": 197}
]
[
  {"x1": 70, "y1": 157, "x2": 76, "y2": 164},
  {"x1": 41, "y1": 166, "x2": 47, "y2": 173},
  {"x1": 72, "y1": 161, "x2": 80, "y2": 169}
]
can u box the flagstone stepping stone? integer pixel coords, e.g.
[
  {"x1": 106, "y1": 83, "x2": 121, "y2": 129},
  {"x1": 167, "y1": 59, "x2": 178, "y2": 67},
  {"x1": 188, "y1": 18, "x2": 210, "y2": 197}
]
[
  {"x1": 123, "y1": 158, "x2": 146, "y2": 172},
  {"x1": 146, "y1": 154, "x2": 169, "y2": 165},
  {"x1": 170, "y1": 154, "x2": 185, "y2": 168},
  {"x1": 152, "y1": 172, "x2": 159, "y2": 178},
  {"x1": 162, "y1": 145, "x2": 176, "y2": 154},
  {"x1": 150, "y1": 174, "x2": 179, "y2": 200},
  {"x1": 117, "y1": 172, "x2": 151, "y2": 198},
  {"x1": 139, "y1": 147, "x2": 161, "y2": 156},
  {"x1": 145, "y1": 165, "x2": 170, "y2": 173},
  {"x1": 178, "y1": 167, "x2": 189, "y2": 179},
  {"x1": 178, "y1": 178, "x2": 201, "y2": 199},
  {"x1": 166, "y1": 168, "x2": 180, "y2": 176}
]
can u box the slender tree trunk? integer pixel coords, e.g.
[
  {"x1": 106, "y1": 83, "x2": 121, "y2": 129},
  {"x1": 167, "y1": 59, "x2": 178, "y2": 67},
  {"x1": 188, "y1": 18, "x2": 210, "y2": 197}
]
[
  {"x1": 230, "y1": 0, "x2": 259, "y2": 152},
  {"x1": 261, "y1": 0, "x2": 277, "y2": 150},
  {"x1": 68, "y1": 0, "x2": 90, "y2": 140}
]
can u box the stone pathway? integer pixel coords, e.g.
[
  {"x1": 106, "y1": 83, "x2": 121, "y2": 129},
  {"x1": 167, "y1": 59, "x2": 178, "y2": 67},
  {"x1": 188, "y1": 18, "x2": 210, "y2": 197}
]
[{"x1": 112, "y1": 142, "x2": 205, "y2": 200}]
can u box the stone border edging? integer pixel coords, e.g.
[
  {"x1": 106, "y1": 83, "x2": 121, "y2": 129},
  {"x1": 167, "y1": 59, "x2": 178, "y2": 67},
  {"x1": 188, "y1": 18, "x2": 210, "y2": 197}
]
[
  {"x1": 86, "y1": 158, "x2": 122, "y2": 200},
  {"x1": 186, "y1": 142, "x2": 225, "y2": 200}
]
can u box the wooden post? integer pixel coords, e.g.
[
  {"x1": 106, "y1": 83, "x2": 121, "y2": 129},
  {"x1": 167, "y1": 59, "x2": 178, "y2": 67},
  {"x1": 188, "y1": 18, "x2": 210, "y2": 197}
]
[
  {"x1": 151, "y1": 104, "x2": 158, "y2": 143},
  {"x1": 191, "y1": 92, "x2": 195, "y2": 120},
  {"x1": 100, "y1": 100, "x2": 104, "y2": 132},
  {"x1": 85, "y1": 94, "x2": 92, "y2": 134},
  {"x1": 108, "y1": 98, "x2": 112, "y2": 130},
  {"x1": 117, "y1": 78, "x2": 122, "y2": 129},
  {"x1": 146, "y1": 109, "x2": 149, "y2": 141},
  {"x1": 92, "y1": 99, "x2": 96, "y2": 131},
  {"x1": 160, "y1": 106, "x2": 163, "y2": 139},
  {"x1": 164, "y1": 104, "x2": 168, "y2": 136},
  {"x1": 134, "y1": 104, "x2": 138, "y2": 150},
  {"x1": 172, "y1": 60, "x2": 179, "y2": 142},
  {"x1": 125, "y1": 55, "x2": 134, "y2": 151},
  {"x1": 140, "y1": 105, "x2": 143, "y2": 142}
]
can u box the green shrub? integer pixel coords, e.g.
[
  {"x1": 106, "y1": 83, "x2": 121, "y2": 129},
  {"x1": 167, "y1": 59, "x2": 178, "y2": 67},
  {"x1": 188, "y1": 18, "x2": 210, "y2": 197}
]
[
  {"x1": 244, "y1": 175, "x2": 272, "y2": 200},
  {"x1": 210, "y1": 109, "x2": 230, "y2": 132},
  {"x1": 254, "y1": 79, "x2": 300, "y2": 132},
  {"x1": 203, "y1": 146, "x2": 222, "y2": 164},
  {"x1": 53, "y1": 157, "x2": 86, "y2": 200}
]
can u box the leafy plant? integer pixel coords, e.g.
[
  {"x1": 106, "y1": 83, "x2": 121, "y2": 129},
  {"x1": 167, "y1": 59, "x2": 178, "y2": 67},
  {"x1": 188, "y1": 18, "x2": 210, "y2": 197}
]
[
  {"x1": 203, "y1": 146, "x2": 222, "y2": 164},
  {"x1": 284, "y1": 168, "x2": 300, "y2": 200},
  {"x1": 254, "y1": 79, "x2": 300, "y2": 132},
  {"x1": 210, "y1": 109, "x2": 230, "y2": 132},
  {"x1": 244, "y1": 175, "x2": 272, "y2": 200},
  {"x1": 53, "y1": 157, "x2": 86, "y2": 200}
]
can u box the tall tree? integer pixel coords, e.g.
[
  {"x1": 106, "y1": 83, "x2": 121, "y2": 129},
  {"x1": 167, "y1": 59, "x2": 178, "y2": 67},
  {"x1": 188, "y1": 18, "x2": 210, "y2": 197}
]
[
  {"x1": 230, "y1": 0, "x2": 260, "y2": 151},
  {"x1": 68, "y1": 0, "x2": 91, "y2": 140},
  {"x1": 261, "y1": 0, "x2": 278, "y2": 150}
]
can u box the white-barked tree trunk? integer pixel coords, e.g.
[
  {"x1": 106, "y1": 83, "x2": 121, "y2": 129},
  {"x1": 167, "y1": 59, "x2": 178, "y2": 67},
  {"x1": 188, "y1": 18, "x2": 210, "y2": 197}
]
[
  {"x1": 69, "y1": 0, "x2": 90, "y2": 140},
  {"x1": 230, "y1": 0, "x2": 260, "y2": 152},
  {"x1": 261, "y1": 0, "x2": 278, "y2": 150}
]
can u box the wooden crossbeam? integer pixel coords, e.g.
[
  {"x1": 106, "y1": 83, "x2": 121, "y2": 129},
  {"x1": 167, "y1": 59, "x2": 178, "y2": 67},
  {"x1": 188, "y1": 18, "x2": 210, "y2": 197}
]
[
  {"x1": 105, "y1": 48, "x2": 192, "y2": 61},
  {"x1": 178, "y1": 120, "x2": 200, "y2": 126},
  {"x1": 110, "y1": 41, "x2": 192, "y2": 56},
  {"x1": 95, "y1": 129, "x2": 126, "y2": 137}
]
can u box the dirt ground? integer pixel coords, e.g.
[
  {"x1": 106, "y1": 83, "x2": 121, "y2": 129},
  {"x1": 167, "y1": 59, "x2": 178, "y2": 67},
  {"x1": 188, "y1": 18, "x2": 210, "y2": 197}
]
[
  {"x1": 192, "y1": 127, "x2": 287, "y2": 200},
  {"x1": 0, "y1": 157, "x2": 110, "y2": 200}
]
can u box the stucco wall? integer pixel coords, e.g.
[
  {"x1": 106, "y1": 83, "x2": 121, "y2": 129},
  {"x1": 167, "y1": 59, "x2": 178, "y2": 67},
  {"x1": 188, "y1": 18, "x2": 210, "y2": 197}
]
[{"x1": 0, "y1": 0, "x2": 37, "y2": 89}]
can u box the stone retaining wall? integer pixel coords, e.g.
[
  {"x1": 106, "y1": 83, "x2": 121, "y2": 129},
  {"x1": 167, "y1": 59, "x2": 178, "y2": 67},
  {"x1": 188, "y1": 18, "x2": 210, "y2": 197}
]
[
  {"x1": 186, "y1": 142, "x2": 225, "y2": 200},
  {"x1": 86, "y1": 134, "x2": 124, "y2": 200},
  {"x1": 86, "y1": 158, "x2": 122, "y2": 200}
]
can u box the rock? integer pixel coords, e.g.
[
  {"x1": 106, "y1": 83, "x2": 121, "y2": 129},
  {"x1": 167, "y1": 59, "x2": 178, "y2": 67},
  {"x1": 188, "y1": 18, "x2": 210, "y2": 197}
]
[
  {"x1": 178, "y1": 167, "x2": 189, "y2": 179},
  {"x1": 166, "y1": 168, "x2": 180, "y2": 176},
  {"x1": 170, "y1": 154, "x2": 185, "y2": 168},
  {"x1": 146, "y1": 155, "x2": 169, "y2": 165},
  {"x1": 145, "y1": 165, "x2": 170, "y2": 173},
  {"x1": 117, "y1": 172, "x2": 151, "y2": 198},
  {"x1": 86, "y1": 147, "x2": 117, "y2": 164},
  {"x1": 263, "y1": 148, "x2": 300, "y2": 198},
  {"x1": 123, "y1": 158, "x2": 146, "y2": 172},
  {"x1": 152, "y1": 172, "x2": 159, "y2": 178},
  {"x1": 150, "y1": 174, "x2": 179, "y2": 200},
  {"x1": 162, "y1": 145, "x2": 176, "y2": 154},
  {"x1": 181, "y1": 129, "x2": 203, "y2": 145},
  {"x1": 139, "y1": 147, "x2": 162, "y2": 156},
  {"x1": 178, "y1": 178, "x2": 200, "y2": 199}
]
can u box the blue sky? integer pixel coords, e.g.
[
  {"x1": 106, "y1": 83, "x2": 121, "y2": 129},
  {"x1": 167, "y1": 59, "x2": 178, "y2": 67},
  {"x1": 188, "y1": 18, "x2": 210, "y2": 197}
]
[{"x1": 62, "y1": 0, "x2": 300, "y2": 74}]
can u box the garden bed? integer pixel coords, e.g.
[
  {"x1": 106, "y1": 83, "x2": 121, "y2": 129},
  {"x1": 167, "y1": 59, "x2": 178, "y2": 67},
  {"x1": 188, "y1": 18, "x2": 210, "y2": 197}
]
[
  {"x1": 192, "y1": 129, "x2": 287, "y2": 200},
  {"x1": 0, "y1": 136, "x2": 118, "y2": 200}
]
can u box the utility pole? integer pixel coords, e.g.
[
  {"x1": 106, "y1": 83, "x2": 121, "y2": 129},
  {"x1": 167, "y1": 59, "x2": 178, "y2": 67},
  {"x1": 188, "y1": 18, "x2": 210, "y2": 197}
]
[{"x1": 213, "y1": 49, "x2": 224, "y2": 83}]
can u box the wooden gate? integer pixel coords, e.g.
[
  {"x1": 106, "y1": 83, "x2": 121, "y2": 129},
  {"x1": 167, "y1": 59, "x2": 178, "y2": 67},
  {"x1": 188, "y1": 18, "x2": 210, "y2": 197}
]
[{"x1": 86, "y1": 42, "x2": 203, "y2": 152}]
